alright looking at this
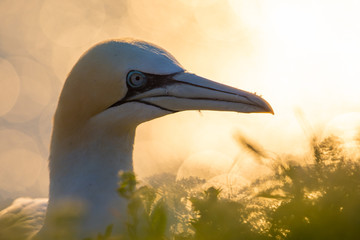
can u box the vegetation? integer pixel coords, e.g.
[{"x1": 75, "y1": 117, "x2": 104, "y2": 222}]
[
  {"x1": 88, "y1": 134, "x2": 360, "y2": 240},
  {"x1": 2, "y1": 135, "x2": 360, "y2": 239}
]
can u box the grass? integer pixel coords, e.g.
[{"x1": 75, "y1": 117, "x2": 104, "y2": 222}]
[{"x1": 2, "y1": 134, "x2": 360, "y2": 239}]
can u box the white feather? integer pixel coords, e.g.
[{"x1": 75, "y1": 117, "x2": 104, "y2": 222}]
[{"x1": 0, "y1": 198, "x2": 47, "y2": 240}]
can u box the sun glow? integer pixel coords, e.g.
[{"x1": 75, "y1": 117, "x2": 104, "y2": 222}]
[{"x1": 0, "y1": 0, "x2": 360, "y2": 199}]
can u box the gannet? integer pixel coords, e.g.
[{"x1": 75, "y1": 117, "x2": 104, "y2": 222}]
[{"x1": 0, "y1": 39, "x2": 273, "y2": 239}]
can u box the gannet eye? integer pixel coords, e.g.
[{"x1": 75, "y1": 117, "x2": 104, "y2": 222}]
[{"x1": 126, "y1": 71, "x2": 147, "y2": 89}]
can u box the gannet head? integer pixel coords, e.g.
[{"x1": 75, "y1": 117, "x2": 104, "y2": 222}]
[{"x1": 54, "y1": 39, "x2": 273, "y2": 138}]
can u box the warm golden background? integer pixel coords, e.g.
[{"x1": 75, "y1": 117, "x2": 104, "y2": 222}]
[{"x1": 0, "y1": 0, "x2": 359, "y2": 205}]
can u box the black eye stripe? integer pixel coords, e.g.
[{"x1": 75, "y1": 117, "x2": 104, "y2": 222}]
[
  {"x1": 125, "y1": 70, "x2": 182, "y2": 97},
  {"x1": 107, "y1": 70, "x2": 183, "y2": 109}
]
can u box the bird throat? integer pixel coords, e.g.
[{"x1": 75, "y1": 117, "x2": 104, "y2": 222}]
[{"x1": 40, "y1": 126, "x2": 136, "y2": 237}]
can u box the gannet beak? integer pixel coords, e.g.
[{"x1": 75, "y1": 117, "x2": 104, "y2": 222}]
[{"x1": 124, "y1": 71, "x2": 274, "y2": 115}]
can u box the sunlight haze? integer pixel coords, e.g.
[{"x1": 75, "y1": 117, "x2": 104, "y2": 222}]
[{"x1": 0, "y1": 0, "x2": 359, "y2": 204}]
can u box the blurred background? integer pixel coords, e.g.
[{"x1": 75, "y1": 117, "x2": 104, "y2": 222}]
[{"x1": 0, "y1": 0, "x2": 360, "y2": 208}]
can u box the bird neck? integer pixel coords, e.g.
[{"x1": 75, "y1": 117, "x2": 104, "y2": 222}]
[{"x1": 42, "y1": 125, "x2": 136, "y2": 237}]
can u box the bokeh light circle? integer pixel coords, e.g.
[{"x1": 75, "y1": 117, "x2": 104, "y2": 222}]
[
  {"x1": 0, "y1": 58, "x2": 20, "y2": 116},
  {"x1": 127, "y1": 0, "x2": 191, "y2": 36},
  {"x1": 51, "y1": 45, "x2": 85, "y2": 83},
  {"x1": 38, "y1": 103, "x2": 56, "y2": 155},
  {"x1": 0, "y1": 149, "x2": 44, "y2": 192},
  {"x1": 204, "y1": 173, "x2": 250, "y2": 194},
  {"x1": 176, "y1": 150, "x2": 233, "y2": 181},
  {"x1": 0, "y1": 129, "x2": 46, "y2": 193},
  {"x1": 0, "y1": 129, "x2": 38, "y2": 152},
  {"x1": 39, "y1": 0, "x2": 105, "y2": 47},
  {"x1": 3, "y1": 57, "x2": 53, "y2": 123}
]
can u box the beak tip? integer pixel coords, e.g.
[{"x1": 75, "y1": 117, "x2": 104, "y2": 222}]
[
  {"x1": 252, "y1": 95, "x2": 274, "y2": 115},
  {"x1": 261, "y1": 107, "x2": 274, "y2": 115},
  {"x1": 268, "y1": 106, "x2": 275, "y2": 115}
]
